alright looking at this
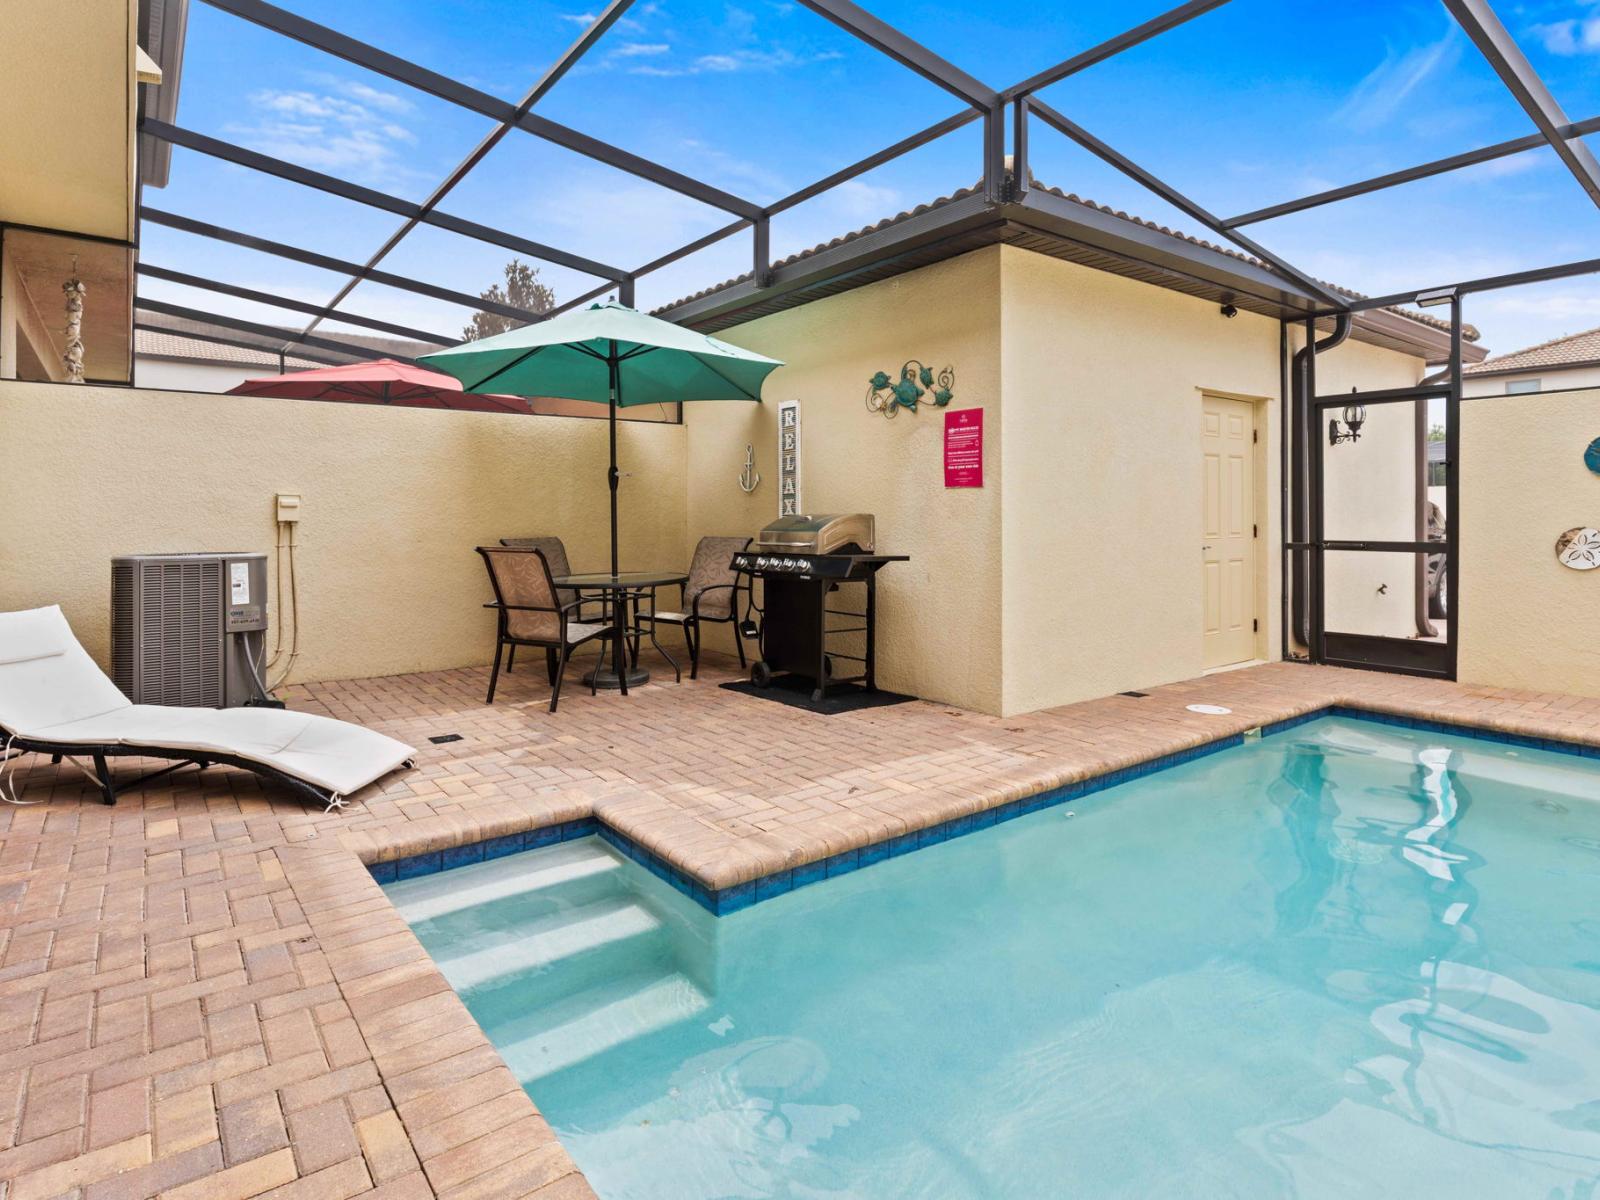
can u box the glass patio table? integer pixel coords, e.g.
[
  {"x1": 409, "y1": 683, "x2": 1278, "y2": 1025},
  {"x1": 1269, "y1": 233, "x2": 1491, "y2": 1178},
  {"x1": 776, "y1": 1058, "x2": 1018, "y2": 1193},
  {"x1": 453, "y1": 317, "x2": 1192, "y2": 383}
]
[{"x1": 554, "y1": 571, "x2": 688, "y2": 690}]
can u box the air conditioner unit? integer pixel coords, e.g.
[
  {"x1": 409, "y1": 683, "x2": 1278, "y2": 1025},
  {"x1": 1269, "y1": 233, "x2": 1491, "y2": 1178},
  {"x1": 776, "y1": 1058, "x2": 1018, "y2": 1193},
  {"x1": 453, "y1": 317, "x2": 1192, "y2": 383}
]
[{"x1": 110, "y1": 552, "x2": 269, "y2": 707}]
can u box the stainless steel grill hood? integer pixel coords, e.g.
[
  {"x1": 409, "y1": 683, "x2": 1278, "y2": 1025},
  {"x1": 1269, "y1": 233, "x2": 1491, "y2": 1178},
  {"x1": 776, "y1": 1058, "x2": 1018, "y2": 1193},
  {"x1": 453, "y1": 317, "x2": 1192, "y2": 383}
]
[{"x1": 751, "y1": 514, "x2": 874, "y2": 555}]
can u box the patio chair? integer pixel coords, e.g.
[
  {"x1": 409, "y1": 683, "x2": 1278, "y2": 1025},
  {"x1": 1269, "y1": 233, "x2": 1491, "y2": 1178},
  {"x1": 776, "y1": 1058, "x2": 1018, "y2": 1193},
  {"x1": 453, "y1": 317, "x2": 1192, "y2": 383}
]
[
  {"x1": 498, "y1": 536, "x2": 602, "y2": 679},
  {"x1": 645, "y1": 536, "x2": 752, "y2": 679},
  {"x1": 0, "y1": 605, "x2": 414, "y2": 811},
  {"x1": 477, "y1": 546, "x2": 617, "y2": 712}
]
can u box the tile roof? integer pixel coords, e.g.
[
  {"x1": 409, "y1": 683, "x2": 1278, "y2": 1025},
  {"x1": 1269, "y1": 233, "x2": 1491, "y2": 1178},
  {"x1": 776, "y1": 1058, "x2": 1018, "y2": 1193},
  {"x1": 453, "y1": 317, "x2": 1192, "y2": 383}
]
[
  {"x1": 1462, "y1": 324, "x2": 1600, "y2": 374},
  {"x1": 657, "y1": 178, "x2": 1480, "y2": 344},
  {"x1": 135, "y1": 318, "x2": 434, "y2": 367},
  {"x1": 135, "y1": 326, "x2": 326, "y2": 369}
]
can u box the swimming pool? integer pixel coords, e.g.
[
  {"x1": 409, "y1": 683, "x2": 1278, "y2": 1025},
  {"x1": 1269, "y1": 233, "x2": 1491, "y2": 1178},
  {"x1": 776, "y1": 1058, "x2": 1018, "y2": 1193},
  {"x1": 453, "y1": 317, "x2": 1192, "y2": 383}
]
[{"x1": 385, "y1": 715, "x2": 1600, "y2": 1198}]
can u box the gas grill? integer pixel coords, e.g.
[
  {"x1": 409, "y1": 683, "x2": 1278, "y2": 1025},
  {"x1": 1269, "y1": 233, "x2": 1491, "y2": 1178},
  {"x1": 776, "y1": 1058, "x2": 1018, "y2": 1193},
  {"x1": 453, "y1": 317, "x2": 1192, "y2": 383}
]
[{"x1": 732, "y1": 515, "x2": 906, "y2": 702}]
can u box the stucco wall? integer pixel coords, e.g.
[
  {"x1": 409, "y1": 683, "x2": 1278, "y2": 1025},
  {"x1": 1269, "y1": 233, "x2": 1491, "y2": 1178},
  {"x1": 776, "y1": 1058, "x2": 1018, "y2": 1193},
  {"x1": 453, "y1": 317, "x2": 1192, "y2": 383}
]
[
  {"x1": 997, "y1": 248, "x2": 1425, "y2": 715},
  {"x1": 688, "y1": 249, "x2": 1004, "y2": 713},
  {"x1": 999, "y1": 248, "x2": 1279, "y2": 714},
  {"x1": 0, "y1": 380, "x2": 686, "y2": 683},
  {"x1": 0, "y1": 0, "x2": 137, "y2": 242},
  {"x1": 1459, "y1": 387, "x2": 1600, "y2": 697},
  {"x1": 1463, "y1": 366, "x2": 1600, "y2": 398}
]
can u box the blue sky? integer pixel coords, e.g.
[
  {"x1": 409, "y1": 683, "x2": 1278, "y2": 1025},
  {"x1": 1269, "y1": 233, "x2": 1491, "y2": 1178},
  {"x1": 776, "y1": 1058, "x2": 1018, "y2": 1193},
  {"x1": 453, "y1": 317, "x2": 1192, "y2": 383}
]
[{"x1": 141, "y1": 0, "x2": 1600, "y2": 356}]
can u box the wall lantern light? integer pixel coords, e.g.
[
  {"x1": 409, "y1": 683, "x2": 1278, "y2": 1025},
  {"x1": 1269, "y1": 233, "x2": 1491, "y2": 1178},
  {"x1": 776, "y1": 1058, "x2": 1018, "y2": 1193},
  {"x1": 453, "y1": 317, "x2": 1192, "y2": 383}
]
[{"x1": 1328, "y1": 403, "x2": 1366, "y2": 446}]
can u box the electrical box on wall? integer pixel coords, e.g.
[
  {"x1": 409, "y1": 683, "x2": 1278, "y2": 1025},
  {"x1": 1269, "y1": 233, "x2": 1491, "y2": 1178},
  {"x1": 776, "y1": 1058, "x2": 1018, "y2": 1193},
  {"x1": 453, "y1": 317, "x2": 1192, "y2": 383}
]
[{"x1": 276, "y1": 493, "x2": 302, "y2": 523}]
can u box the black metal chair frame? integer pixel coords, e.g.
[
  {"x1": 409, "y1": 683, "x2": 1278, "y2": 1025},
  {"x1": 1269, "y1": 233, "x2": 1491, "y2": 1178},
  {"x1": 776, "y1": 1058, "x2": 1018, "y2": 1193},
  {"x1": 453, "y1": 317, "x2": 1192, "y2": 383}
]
[
  {"x1": 0, "y1": 724, "x2": 364, "y2": 809},
  {"x1": 496, "y1": 537, "x2": 606, "y2": 674},
  {"x1": 477, "y1": 546, "x2": 619, "y2": 712},
  {"x1": 644, "y1": 540, "x2": 754, "y2": 680}
]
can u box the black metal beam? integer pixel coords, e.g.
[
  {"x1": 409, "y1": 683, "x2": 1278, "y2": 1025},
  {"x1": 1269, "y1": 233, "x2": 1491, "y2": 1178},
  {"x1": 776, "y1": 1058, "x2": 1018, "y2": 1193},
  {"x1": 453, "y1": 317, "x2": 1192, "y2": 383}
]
[
  {"x1": 1001, "y1": 0, "x2": 1232, "y2": 102},
  {"x1": 292, "y1": 0, "x2": 638, "y2": 341},
  {"x1": 548, "y1": 217, "x2": 752, "y2": 318},
  {"x1": 137, "y1": 264, "x2": 456, "y2": 345},
  {"x1": 1012, "y1": 98, "x2": 1030, "y2": 200},
  {"x1": 753, "y1": 217, "x2": 771, "y2": 288},
  {"x1": 135, "y1": 321, "x2": 355, "y2": 368},
  {"x1": 1224, "y1": 113, "x2": 1600, "y2": 228},
  {"x1": 1443, "y1": 0, "x2": 1600, "y2": 210},
  {"x1": 1027, "y1": 98, "x2": 1341, "y2": 305},
  {"x1": 140, "y1": 209, "x2": 542, "y2": 322},
  {"x1": 136, "y1": 298, "x2": 417, "y2": 362},
  {"x1": 196, "y1": 0, "x2": 761, "y2": 220},
  {"x1": 1312, "y1": 253, "x2": 1600, "y2": 317},
  {"x1": 141, "y1": 118, "x2": 628, "y2": 281},
  {"x1": 794, "y1": 0, "x2": 997, "y2": 110},
  {"x1": 982, "y1": 105, "x2": 1006, "y2": 201},
  {"x1": 765, "y1": 110, "x2": 980, "y2": 215}
]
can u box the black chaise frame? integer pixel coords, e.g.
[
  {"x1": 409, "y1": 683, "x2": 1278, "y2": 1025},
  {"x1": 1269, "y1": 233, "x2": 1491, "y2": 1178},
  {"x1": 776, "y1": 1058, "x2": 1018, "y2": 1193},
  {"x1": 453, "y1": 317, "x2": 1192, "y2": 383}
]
[{"x1": 0, "y1": 724, "x2": 350, "y2": 808}]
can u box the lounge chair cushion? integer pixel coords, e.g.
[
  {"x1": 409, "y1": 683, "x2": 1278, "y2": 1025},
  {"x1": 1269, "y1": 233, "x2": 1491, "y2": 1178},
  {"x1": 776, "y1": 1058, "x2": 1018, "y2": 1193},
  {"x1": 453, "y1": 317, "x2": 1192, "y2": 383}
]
[{"x1": 0, "y1": 606, "x2": 414, "y2": 798}]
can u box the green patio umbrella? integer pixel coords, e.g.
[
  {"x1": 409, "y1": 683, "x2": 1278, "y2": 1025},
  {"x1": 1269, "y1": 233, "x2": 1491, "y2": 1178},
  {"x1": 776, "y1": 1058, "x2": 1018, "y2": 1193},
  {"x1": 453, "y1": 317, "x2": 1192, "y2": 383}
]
[{"x1": 421, "y1": 301, "x2": 783, "y2": 574}]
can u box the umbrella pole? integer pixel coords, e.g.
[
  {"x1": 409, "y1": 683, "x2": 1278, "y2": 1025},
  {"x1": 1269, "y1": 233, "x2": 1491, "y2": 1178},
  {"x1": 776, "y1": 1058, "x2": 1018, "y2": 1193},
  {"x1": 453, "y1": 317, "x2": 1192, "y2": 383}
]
[{"x1": 608, "y1": 350, "x2": 620, "y2": 577}]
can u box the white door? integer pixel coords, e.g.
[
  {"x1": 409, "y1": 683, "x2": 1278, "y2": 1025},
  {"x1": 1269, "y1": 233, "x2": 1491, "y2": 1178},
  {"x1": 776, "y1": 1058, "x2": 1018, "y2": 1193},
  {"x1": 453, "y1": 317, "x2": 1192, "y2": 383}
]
[{"x1": 1202, "y1": 395, "x2": 1257, "y2": 668}]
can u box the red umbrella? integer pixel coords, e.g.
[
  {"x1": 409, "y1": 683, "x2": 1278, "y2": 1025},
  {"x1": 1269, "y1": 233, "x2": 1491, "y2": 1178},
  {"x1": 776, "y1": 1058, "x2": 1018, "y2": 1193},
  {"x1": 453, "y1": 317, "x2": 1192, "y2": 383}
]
[{"x1": 227, "y1": 359, "x2": 531, "y2": 414}]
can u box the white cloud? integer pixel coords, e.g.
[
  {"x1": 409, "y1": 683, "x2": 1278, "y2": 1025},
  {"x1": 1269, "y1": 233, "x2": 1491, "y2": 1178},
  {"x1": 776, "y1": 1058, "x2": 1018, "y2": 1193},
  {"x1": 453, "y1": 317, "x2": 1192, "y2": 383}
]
[
  {"x1": 611, "y1": 42, "x2": 671, "y2": 57},
  {"x1": 628, "y1": 45, "x2": 841, "y2": 77},
  {"x1": 1528, "y1": 15, "x2": 1600, "y2": 55},
  {"x1": 673, "y1": 137, "x2": 788, "y2": 198},
  {"x1": 823, "y1": 179, "x2": 901, "y2": 222},
  {"x1": 1334, "y1": 27, "x2": 1461, "y2": 131},
  {"x1": 226, "y1": 83, "x2": 419, "y2": 184}
]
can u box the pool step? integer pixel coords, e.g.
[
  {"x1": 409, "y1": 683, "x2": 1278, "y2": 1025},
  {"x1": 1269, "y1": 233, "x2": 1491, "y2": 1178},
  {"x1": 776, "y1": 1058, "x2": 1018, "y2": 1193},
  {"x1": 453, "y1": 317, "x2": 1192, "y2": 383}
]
[
  {"x1": 386, "y1": 840, "x2": 625, "y2": 925},
  {"x1": 492, "y1": 970, "x2": 710, "y2": 1082},
  {"x1": 434, "y1": 896, "x2": 665, "y2": 994}
]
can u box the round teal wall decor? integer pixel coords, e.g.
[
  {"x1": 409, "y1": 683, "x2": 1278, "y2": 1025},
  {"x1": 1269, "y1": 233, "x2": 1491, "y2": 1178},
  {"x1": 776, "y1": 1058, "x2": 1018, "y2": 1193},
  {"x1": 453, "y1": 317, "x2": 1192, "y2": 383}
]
[{"x1": 1586, "y1": 436, "x2": 1600, "y2": 475}]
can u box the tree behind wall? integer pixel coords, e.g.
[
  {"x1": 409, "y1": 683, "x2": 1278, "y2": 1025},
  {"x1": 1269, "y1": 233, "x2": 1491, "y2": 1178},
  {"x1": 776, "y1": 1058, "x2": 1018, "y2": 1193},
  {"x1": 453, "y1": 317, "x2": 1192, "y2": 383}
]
[{"x1": 461, "y1": 259, "x2": 555, "y2": 341}]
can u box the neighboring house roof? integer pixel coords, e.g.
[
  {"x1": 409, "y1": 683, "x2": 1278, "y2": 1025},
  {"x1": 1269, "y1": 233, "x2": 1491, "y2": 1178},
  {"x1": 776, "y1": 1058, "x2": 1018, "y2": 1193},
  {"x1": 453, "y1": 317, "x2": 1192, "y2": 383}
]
[
  {"x1": 1461, "y1": 325, "x2": 1600, "y2": 377},
  {"x1": 135, "y1": 327, "x2": 324, "y2": 370},
  {"x1": 134, "y1": 317, "x2": 431, "y2": 370},
  {"x1": 656, "y1": 174, "x2": 1485, "y2": 365}
]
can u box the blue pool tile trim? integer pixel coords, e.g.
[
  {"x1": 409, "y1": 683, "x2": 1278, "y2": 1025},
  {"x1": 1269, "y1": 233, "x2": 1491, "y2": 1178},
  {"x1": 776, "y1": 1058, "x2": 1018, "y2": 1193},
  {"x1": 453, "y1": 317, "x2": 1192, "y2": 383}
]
[
  {"x1": 369, "y1": 705, "x2": 1598, "y2": 911},
  {"x1": 1326, "y1": 704, "x2": 1600, "y2": 758}
]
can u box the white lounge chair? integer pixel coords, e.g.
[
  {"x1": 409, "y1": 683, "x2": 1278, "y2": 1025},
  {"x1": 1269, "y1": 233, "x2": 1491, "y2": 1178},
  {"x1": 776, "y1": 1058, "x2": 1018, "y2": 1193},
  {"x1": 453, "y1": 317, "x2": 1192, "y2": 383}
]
[{"x1": 0, "y1": 606, "x2": 415, "y2": 810}]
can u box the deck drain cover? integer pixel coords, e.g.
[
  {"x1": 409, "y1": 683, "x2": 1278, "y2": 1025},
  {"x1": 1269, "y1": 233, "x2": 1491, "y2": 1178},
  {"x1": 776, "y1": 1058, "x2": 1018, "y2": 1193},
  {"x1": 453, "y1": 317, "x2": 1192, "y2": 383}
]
[
  {"x1": 428, "y1": 733, "x2": 464, "y2": 744},
  {"x1": 1119, "y1": 691, "x2": 1149, "y2": 698}
]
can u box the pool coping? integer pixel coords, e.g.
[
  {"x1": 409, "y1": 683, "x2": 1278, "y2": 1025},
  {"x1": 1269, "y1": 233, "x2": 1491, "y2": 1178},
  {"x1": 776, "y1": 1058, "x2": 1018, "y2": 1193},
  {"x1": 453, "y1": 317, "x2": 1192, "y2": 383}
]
[{"x1": 365, "y1": 702, "x2": 1600, "y2": 915}]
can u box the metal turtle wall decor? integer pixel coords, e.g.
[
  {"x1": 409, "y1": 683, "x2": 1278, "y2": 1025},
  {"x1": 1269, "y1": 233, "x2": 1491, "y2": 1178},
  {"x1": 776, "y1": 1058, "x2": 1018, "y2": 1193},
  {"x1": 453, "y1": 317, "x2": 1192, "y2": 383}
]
[
  {"x1": 1556, "y1": 527, "x2": 1600, "y2": 571},
  {"x1": 1586, "y1": 436, "x2": 1600, "y2": 475},
  {"x1": 866, "y1": 361, "x2": 954, "y2": 419}
]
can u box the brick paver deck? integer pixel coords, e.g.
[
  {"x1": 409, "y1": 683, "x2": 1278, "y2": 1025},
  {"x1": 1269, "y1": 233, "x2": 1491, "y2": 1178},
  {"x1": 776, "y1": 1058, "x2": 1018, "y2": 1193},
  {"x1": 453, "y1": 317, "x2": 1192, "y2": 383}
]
[{"x1": 2, "y1": 652, "x2": 1597, "y2": 1199}]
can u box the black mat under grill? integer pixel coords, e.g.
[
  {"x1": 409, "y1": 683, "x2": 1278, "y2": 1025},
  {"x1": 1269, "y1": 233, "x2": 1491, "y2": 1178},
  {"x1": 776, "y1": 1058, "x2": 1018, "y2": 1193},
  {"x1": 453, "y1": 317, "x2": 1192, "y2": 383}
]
[{"x1": 719, "y1": 674, "x2": 914, "y2": 714}]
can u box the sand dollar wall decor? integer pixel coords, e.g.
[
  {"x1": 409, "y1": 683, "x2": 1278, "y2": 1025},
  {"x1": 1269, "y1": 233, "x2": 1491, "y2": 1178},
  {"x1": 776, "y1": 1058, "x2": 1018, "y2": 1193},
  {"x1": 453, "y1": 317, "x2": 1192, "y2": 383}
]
[{"x1": 1556, "y1": 527, "x2": 1600, "y2": 570}]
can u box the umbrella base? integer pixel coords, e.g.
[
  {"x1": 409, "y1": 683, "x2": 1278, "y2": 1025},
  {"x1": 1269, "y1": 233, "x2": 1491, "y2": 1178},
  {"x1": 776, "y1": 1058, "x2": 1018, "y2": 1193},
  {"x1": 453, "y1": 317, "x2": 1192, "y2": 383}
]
[{"x1": 584, "y1": 663, "x2": 650, "y2": 690}]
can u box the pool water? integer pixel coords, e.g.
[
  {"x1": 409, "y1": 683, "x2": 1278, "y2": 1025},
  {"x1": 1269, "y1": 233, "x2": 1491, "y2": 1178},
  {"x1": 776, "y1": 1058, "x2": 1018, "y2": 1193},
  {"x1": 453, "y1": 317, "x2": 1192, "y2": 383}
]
[{"x1": 385, "y1": 717, "x2": 1600, "y2": 1198}]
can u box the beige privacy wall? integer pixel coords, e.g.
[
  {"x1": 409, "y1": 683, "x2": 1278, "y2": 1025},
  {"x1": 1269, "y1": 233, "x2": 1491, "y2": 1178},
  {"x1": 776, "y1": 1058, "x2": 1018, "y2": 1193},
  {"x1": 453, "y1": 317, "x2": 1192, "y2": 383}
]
[
  {"x1": 0, "y1": 380, "x2": 686, "y2": 682},
  {"x1": 687, "y1": 249, "x2": 1004, "y2": 713},
  {"x1": 1459, "y1": 387, "x2": 1600, "y2": 697}
]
